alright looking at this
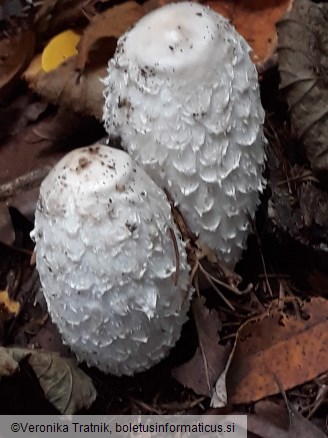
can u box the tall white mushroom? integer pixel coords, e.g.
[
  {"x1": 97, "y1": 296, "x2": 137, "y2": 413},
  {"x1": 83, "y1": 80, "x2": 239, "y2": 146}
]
[
  {"x1": 103, "y1": 2, "x2": 266, "y2": 266},
  {"x1": 31, "y1": 144, "x2": 192, "y2": 376}
]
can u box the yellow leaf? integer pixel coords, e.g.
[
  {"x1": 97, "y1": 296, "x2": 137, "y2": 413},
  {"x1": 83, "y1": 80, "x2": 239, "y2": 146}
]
[
  {"x1": 0, "y1": 289, "x2": 20, "y2": 316},
  {"x1": 42, "y1": 30, "x2": 80, "y2": 73}
]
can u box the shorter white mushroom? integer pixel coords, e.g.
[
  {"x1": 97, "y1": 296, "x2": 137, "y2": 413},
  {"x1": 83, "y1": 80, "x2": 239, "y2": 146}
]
[{"x1": 31, "y1": 144, "x2": 192, "y2": 376}]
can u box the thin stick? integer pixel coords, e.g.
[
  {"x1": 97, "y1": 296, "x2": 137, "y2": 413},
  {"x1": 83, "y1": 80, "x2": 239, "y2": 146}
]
[
  {"x1": 198, "y1": 262, "x2": 252, "y2": 296},
  {"x1": 0, "y1": 167, "x2": 51, "y2": 201},
  {"x1": 198, "y1": 265, "x2": 235, "y2": 311},
  {"x1": 192, "y1": 299, "x2": 211, "y2": 392},
  {"x1": 168, "y1": 227, "x2": 179, "y2": 286}
]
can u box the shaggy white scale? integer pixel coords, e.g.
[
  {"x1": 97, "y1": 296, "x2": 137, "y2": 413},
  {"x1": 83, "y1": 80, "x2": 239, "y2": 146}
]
[
  {"x1": 31, "y1": 145, "x2": 192, "y2": 376},
  {"x1": 103, "y1": 2, "x2": 267, "y2": 266}
]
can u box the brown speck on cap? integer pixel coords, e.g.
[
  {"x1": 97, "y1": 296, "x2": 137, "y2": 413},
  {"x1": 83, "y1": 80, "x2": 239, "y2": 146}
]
[
  {"x1": 87, "y1": 146, "x2": 100, "y2": 155},
  {"x1": 77, "y1": 157, "x2": 91, "y2": 173},
  {"x1": 116, "y1": 184, "x2": 126, "y2": 192}
]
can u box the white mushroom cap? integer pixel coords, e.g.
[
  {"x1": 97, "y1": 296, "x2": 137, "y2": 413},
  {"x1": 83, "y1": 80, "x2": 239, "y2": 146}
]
[
  {"x1": 31, "y1": 144, "x2": 192, "y2": 376},
  {"x1": 103, "y1": 2, "x2": 266, "y2": 266}
]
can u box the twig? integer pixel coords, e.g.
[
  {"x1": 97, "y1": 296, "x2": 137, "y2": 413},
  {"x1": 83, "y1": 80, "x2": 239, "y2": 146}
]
[
  {"x1": 158, "y1": 396, "x2": 206, "y2": 412},
  {"x1": 192, "y1": 299, "x2": 211, "y2": 392},
  {"x1": 198, "y1": 264, "x2": 235, "y2": 311},
  {"x1": 199, "y1": 262, "x2": 252, "y2": 295},
  {"x1": 251, "y1": 217, "x2": 274, "y2": 297},
  {"x1": 168, "y1": 227, "x2": 179, "y2": 286},
  {"x1": 0, "y1": 167, "x2": 51, "y2": 201},
  {"x1": 128, "y1": 397, "x2": 162, "y2": 414},
  {"x1": 306, "y1": 382, "x2": 328, "y2": 419}
]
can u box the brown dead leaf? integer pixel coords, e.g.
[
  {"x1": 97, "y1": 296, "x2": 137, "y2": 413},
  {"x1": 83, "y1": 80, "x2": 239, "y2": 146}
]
[
  {"x1": 247, "y1": 400, "x2": 327, "y2": 438},
  {"x1": 24, "y1": 55, "x2": 105, "y2": 119},
  {"x1": 254, "y1": 400, "x2": 290, "y2": 430},
  {"x1": 227, "y1": 297, "x2": 328, "y2": 404},
  {"x1": 0, "y1": 104, "x2": 74, "y2": 245},
  {"x1": 142, "y1": 0, "x2": 175, "y2": 14},
  {"x1": 172, "y1": 297, "x2": 231, "y2": 396},
  {"x1": 203, "y1": 0, "x2": 292, "y2": 67},
  {"x1": 0, "y1": 90, "x2": 48, "y2": 142},
  {"x1": 75, "y1": 1, "x2": 144, "y2": 71},
  {"x1": 34, "y1": 0, "x2": 88, "y2": 37},
  {"x1": 0, "y1": 346, "x2": 97, "y2": 414},
  {"x1": 0, "y1": 27, "x2": 35, "y2": 98},
  {"x1": 29, "y1": 318, "x2": 72, "y2": 357},
  {"x1": 0, "y1": 0, "x2": 25, "y2": 19},
  {"x1": 277, "y1": 0, "x2": 328, "y2": 179},
  {"x1": 0, "y1": 103, "x2": 104, "y2": 245},
  {"x1": 307, "y1": 270, "x2": 328, "y2": 296}
]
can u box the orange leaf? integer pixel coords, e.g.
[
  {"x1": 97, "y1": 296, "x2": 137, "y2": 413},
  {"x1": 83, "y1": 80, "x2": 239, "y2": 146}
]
[
  {"x1": 203, "y1": 0, "x2": 293, "y2": 66},
  {"x1": 227, "y1": 297, "x2": 328, "y2": 404}
]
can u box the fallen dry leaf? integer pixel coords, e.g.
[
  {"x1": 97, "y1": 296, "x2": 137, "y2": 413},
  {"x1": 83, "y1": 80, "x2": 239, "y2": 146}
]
[
  {"x1": 277, "y1": 0, "x2": 328, "y2": 179},
  {"x1": 24, "y1": 54, "x2": 105, "y2": 119},
  {"x1": 254, "y1": 400, "x2": 290, "y2": 430},
  {"x1": 227, "y1": 297, "x2": 328, "y2": 404},
  {"x1": 75, "y1": 1, "x2": 144, "y2": 71},
  {"x1": 34, "y1": 0, "x2": 88, "y2": 37},
  {"x1": 172, "y1": 296, "x2": 231, "y2": 396},
  {"x1": 247, "y1": 400, "x2": 327, "y2": 438},
  {"x1": 0, "y1": 0, "x2": 24, "y2": 20},
  {"x1": 0, "y1": 346, "x2": 97, "y2": 414},
  {"x1": 0, "y1": 26, "x2": 35, "y2": 98},
  {"x1": 203, "y1": 0, "x2": 292, "y2": 68},
  {"x1": 29, "y1": 318, "x2": 72, "y2": 358},
  {"x1": 0, "y1": 91, "x2": 48, "y2": 141},
  {"x1": 0, "y1": 106, "x2": 104, "y2": 245}
]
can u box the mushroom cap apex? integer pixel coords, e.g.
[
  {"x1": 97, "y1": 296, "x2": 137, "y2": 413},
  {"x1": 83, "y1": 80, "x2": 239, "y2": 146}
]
[{"x1": 116, "y1": 2, "x2": 244, "y2": 79}]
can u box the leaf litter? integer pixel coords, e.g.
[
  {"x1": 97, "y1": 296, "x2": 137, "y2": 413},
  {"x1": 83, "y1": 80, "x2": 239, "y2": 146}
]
[
  {"x1": 172, "y1": 296, "x2": 231, "y2": 397},
  {"x1": 0, "y1": 24, "x2": 35, "y2": 99},
  {"x1": 247, "y1": 401, "x2": 328, "y2": 438},
  {"x1": 225, "y1": 297, "x2": 328, "y2": 405},
  {"x1": 0, "y1": 346, "x2": 96, "y2": 414},
  {"x1": 0, "y1": 0, "x2": 327, "y2": 434}
]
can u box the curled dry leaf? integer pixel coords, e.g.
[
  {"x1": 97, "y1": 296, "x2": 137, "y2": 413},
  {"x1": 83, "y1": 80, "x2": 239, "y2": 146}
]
[
  {"x1": 0, "y1": 0, "x2": 25, "y2": 20},
  {"x1": 172, "y1": 296, "x2": 231, "y2": 397},
  {"x1": 0, "y1": 27, "x2": 35, "y2": 98},
  {"x1": 266, "y1": 116, "x2": 328, "y2": 254},
  {"x1": 34, "y1": 0, "x2": 88, "y2": 37},
  {"x1": 23, "y1": 0, "x2": 157, "y2": 118},
  {"x1": 277, "y1": 0, "x2": 328, "y2": 178},
  {"x1": 203, "y1": 0, "x2": 293, "y2": 70},
  {"x1": 0, "y1": 346, "x2": 97, "y2": 414},
  {"x1": 226, "y1": 297, "x2": 328, "y2": 404},
  {"x1": 75, "y1": 1, "x2": 144, "y2": 71},
  {"x1": 24, "y1": 55, "x2": 105, "y2": 119},
  {"x1": 0, "y1": 106, "x2": 69, "y2": 245},
  {"x1": 247, "y1": 400, "x2": 327, "y2": 438}
]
